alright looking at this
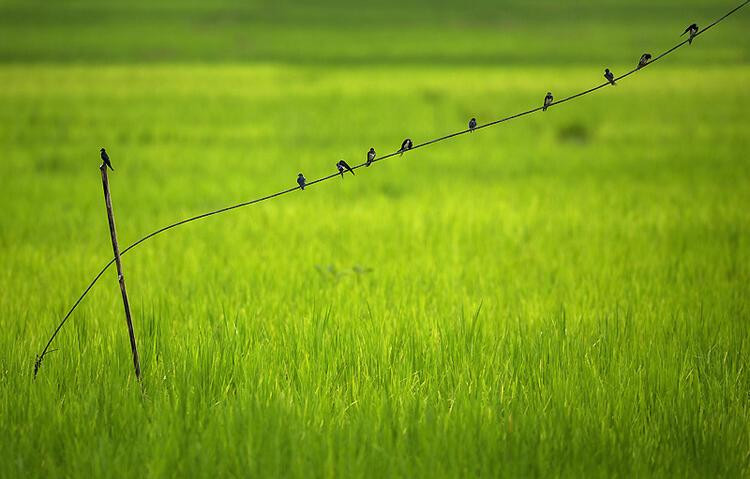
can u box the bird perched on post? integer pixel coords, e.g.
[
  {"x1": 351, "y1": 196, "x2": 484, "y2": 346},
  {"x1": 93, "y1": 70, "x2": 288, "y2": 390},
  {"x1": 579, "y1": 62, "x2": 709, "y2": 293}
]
[
  {"x1": 604, "y1": 68, "x2": 616, "y2": 86},
  {"x1": 468, "y1": 118, "x2": 477, "y2": 132},
  {"x1": 543, "y1": 92, "x2": 553, "y2": 111},
  {"x1": 336, "y1": 160, "x2": 354, "y2": 177},
  {"x1": 637, "y1": 53, "x2": 652, "y2": 69},
  {"x1": 682, "y1": 23, "x2": 699, "y2": 45},
  {"x1": 100, "y1": 148, "x2": 114, "y2": 171},
  {"x1": 297, "y1": 173, "x2": 306, "y2": 190},
  {"x1": 399, "y1": 138, "x2": 413, "y2": 156},
  {"x1": 366, "y1": 147, "x2": 376, "y2": 167}
]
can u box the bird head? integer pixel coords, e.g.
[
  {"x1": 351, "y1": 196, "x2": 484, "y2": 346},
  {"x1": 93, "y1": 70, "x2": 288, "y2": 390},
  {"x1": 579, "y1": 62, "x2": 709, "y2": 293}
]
[
  {"x1": 605, "y1": 68, "x2": 610, "y2": 73},
  {"x1": 100, "y1": 147, "x2": 105, "y2": 152},
  {"x1": 298, "y1": 173, "x2": 303, "y2": 177}
]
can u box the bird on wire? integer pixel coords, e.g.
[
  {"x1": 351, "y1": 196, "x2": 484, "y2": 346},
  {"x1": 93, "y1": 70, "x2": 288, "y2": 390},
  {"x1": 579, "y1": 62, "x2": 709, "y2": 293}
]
[
  {"x1": 468, "y1": 118, "x2": 477, "y2": 132},
  {"x1": 543, "y1": 92, "x2": 553, "y2": 111},
  {"x1": 399, "y1": 138, "x2": 413, "y2": 156},
  {"x1": 297, "y1": 173, "x2": 306, "y2": 190},
  {"x1": 366, "y1": 147, "x2": 376, "y2": 167},
  {"x1": 682, "y1": 23, "x2": 699, "y2": 44},
  {"x1": 336, "y1": 160, "x2": 354, "y2": 177},
  {"x1": 604, "y1": 68, "x2": 616, "y2": 86},
  {"x1": 100, "y1": 148, "x2": 114, "y2": 171},
  {"x1": 638, "y1": 53, "x2": 652, "y2": 69}
]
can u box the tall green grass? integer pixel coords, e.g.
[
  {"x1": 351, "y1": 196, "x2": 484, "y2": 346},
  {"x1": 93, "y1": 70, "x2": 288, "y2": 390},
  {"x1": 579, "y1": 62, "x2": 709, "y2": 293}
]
[
  {"x1": 1, "y1": 1, "x2": 749, "y2": 477},
  {"x1": 1, "y1": 63, "x2": 748, "y2": 477}
]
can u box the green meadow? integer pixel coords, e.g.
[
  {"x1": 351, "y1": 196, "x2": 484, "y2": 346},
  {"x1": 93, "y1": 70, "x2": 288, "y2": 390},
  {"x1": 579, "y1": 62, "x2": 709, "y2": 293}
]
[{"x1": 1, "y1": 1, "x2": 749, "y2": 477}]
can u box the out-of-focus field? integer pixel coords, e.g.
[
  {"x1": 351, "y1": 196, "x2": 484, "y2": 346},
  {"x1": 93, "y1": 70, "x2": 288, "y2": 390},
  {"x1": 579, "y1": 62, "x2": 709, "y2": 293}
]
[{"x1": 1, "y1": 1, "x2": 749, "y2": 477}]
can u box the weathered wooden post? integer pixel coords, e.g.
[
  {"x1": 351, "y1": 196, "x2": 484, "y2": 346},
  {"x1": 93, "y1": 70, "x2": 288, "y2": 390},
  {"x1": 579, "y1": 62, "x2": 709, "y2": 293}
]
[{"x1": 100, "y1": 163, "x2": 141, "y2": 379}]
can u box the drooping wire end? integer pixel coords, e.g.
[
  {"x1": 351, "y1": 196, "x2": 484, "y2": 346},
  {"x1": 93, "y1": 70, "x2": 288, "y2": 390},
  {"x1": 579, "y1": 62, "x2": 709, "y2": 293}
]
[
  {"x1": 33, "y1": 349, "x2": 57, "y2": 379},
  {"x1": 33, "y1": 354, "x2": 42, "y2": 379}
]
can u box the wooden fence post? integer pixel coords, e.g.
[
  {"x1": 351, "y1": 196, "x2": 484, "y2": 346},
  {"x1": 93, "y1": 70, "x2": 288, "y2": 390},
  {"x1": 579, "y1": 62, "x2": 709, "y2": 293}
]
[{"x1": 100, "y1": 164, "x2": 141, "y2": 379}]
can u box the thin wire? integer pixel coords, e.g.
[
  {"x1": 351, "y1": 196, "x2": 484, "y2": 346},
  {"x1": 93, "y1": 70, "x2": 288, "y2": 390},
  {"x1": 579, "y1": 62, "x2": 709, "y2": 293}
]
[{"x1": 33, "y1": 0, "x2": 750, "y2": 377}]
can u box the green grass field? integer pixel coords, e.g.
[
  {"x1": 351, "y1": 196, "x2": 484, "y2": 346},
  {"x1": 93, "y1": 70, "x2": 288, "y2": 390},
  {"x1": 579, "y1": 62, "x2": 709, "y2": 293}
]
[{"x1": 1, "y1": 1, "x2": 749, "y2": 477}]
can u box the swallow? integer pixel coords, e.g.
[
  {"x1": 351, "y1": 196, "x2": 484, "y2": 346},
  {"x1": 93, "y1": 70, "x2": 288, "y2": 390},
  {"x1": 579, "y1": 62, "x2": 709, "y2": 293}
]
[
  {"x1": 681, "y1": 23, "x2": 699, "y2": 45},
  {"x1": 100, "y1": 148, "x2": 114, "y2": 171},
  {"x1": 297, "y1": 173, "x2": 306, "y2": 190},
  {"x1": 468, "y1": 118, "x2": 477, "y2": 132},
  {"x1": 336, "y1": 160, "x2": 354, "y2": 177},
  {"x1": 366, "y1": 147, "x2": 376, "y2": 167},
  {"x1": 637, "y1": 53, "x2": 652, "y2": 69},
  {"x1": 604, "y1": 68, "x2": 616, "y2": 86},
  {"x1": 399, "y1": 138, "x2": 413, "y2": 156},
  {"x1": 543, "y1": 92, "x2": 553, "y2": 111}
]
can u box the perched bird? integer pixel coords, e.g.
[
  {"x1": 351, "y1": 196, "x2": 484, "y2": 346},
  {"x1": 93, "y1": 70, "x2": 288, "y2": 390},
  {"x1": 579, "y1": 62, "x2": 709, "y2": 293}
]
[
  {"x1": 100, "y1": 148, "x2": 114, "y2": 171},
  {"x1": 637, "y1": 53, "x2": 652, "y2": 69},
  {"x1": 468, "y1": 118, "x2": 477, "y2": 132},
  {"x1": 399, "y1": 138, "x2": 413, "y2": 156},
  {"x1": 682, "y1": 23, "x2": 699, "y2": 45},
  {"x1": 604, "y1": 68, "x2": 616, "y2": 86},
  {"x1": 543, "y1": 92, "x2": 553, "y2": 111},
  {"x1": 337, "y1": 160, "x2": 354, "y2": 177},
  {"x1": 366, "y1": 147, "x2": 376, "y2": 167},
  {"x1": 297, "y1": 173, "x2": 306, "y2": 190}
]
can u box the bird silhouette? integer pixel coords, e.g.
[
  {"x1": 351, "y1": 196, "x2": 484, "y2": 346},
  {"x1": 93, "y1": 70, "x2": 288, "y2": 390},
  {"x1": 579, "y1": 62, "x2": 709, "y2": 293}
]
[
  {"x1": 100, "y1": 148, "x2": 114, "y2": 171},
  {"x1": 297, "y1": 173, "x2": 306, "y2": 190},
  {"x1": 543, "y1": 92, "x2": 553, "y2": 111},
  {"x1": 366, "y1": 148, "x2": 376, "y2": 167},
  {"x1": 604, "y1": 68, "x2": 616, "y2": 86},
  {"x1": 638, "y1": 53, "x2": 652, "y2": 69},
  {"x1": 682, "y1": 23, "x2": 699, "y2": 45},
  {"x1": 337, "y1": 160, "x2": 354, "y2": 177},
  {"x1": 468, "y1": 118, "x2": 477, "y2": 132},
  {"x1": 399, "y1": 138, "x2": 413, "y2": 156}
]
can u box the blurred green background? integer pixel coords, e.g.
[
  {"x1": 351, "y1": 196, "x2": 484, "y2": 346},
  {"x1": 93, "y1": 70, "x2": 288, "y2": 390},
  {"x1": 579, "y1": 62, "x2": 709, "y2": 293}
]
[
  {"x1": 1, "y1": 0, "x2": 748, "y2": 65},
  {"x1": 1, "y1": 1, "x2": 749, "y2": 477}
]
